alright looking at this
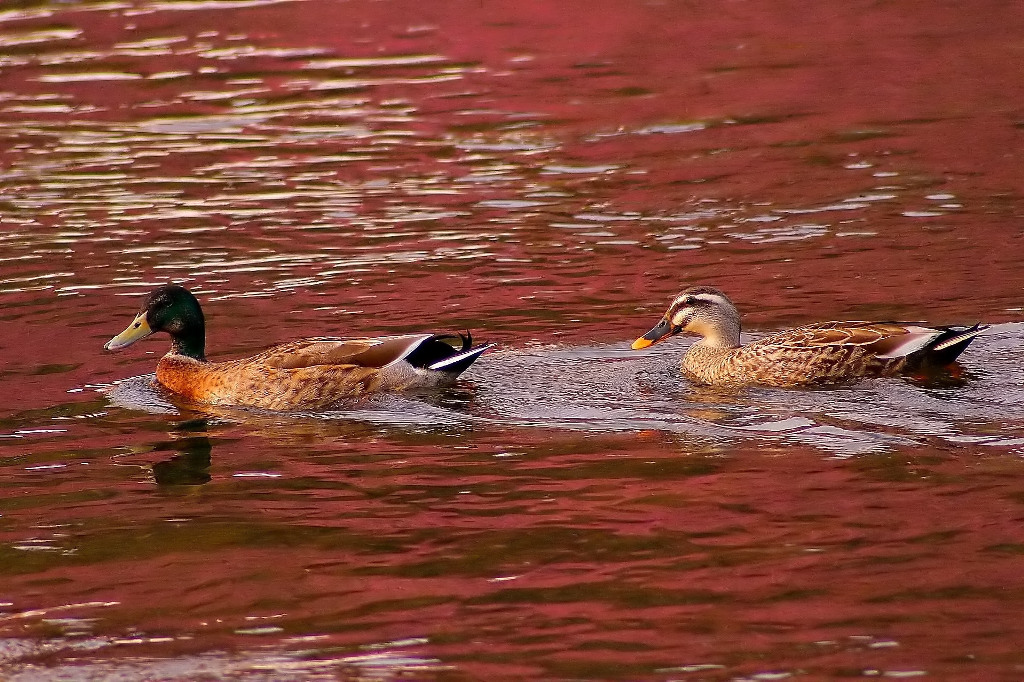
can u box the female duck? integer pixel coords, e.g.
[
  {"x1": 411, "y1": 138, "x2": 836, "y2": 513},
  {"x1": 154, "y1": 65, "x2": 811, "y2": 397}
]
[
  {"x1": 632, "y1": 285, "x2": 984, "y2": 387},
  {"x1": 104, "y1": 284, "x2": 492, "y2": 410}
]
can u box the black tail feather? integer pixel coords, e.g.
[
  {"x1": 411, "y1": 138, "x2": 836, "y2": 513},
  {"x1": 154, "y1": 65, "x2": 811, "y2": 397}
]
[
  {"x1": 427, "y1": 343, "x2": 494, "y2": 374},
  {"x1": 404, "y1": 333, "x2": 491, "y2": 376},
  {"x1": 925, "y1": 323, "x2": 985, "y2": 366}
]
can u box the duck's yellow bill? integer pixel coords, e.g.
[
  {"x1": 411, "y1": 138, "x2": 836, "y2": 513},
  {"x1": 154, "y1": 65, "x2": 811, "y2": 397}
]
[
  {"x1": 632, "y1": 318, "x2": 674, "y2": 350},
  {"x1": 104, "y1": 312, "x2": 153, "y2": 351}
]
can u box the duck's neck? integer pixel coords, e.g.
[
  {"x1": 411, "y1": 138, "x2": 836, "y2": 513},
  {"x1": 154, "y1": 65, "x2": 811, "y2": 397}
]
[
  {"x1": 170, "y1": 327, "x2": 207, "y2": 361},
  {"x1": 691, "y1": 318, "x2": 741, "y2": 349}
]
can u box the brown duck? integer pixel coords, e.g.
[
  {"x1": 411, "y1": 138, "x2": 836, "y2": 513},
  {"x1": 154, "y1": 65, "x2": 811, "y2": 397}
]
[
  {"x1": 104, "y1": 284, "x2": 492, "y2": 410},
  {"x1": 631, "y1": 285, "x2": 984, "y2": 387}
]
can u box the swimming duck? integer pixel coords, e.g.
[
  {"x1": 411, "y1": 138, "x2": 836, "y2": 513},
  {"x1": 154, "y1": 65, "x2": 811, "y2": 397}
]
[
  {"x1": 104, "y1": 284, "x2": 492, "y2": 410},
  {"x1": 631, "y1": 285, "x2": 984, "y2": 387}
]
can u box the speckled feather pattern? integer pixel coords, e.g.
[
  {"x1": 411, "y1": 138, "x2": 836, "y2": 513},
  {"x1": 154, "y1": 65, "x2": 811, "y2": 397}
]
[
  {"x1": 682, "y1": 322, "x2": 958, "y2": 387},
  {"x1": 636, "y1": 286, "x2": 983, "y2": 388},
  {"x1": 155, "y1": 336, "x2": 460, "y2": 410}
]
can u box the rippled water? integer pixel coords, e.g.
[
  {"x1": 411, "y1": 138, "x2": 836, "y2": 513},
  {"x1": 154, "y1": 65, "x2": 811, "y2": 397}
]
[{"x1": 3, "y1": 1, "x2": 1024, "y2": 679}]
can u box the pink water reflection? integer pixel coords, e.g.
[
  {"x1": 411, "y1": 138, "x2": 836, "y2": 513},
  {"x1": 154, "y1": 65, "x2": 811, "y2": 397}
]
[{"x1": 2, "y1": 1, "x2": 1024, "y2": 679}]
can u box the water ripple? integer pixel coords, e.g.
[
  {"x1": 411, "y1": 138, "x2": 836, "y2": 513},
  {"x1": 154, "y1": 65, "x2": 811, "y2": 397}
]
[{"x1": 96, "y1": 326, "x2": 1024, "y2": 458}]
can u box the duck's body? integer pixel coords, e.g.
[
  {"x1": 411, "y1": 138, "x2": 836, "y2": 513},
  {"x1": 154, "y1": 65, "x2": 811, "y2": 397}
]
[
  {"x1": 633, "y1": 286, "x2": 983, "y2": 388},
  {"x1": 105, "y1": 285, "x2": 491, "y2": 410},
  {"x1": 152, "y1": 333, "x2": 485, "y2": 410}
]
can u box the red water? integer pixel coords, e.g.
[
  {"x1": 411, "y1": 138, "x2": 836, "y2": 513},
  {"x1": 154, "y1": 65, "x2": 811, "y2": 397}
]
[{"x1": 3, "y1": 1, "x2": 1024, "y2": 679}]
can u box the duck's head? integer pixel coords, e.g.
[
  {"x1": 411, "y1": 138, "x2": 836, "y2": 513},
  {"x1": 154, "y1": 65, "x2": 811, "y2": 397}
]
[
  {"x1": 631, "y1": 285, "x2": 741, "y2": 350},
  {"x1": 104, "y1": 284, "x2": 206, "y2": 360}
]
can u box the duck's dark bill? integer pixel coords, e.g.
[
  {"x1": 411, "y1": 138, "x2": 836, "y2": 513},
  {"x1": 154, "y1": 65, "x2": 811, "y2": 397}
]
[
  {"x1": 631, "y1": 318, "x2": 672, "y2": 350},
  {"x1": 104, "y1": 313, "x2": 153, "y2": 351}
]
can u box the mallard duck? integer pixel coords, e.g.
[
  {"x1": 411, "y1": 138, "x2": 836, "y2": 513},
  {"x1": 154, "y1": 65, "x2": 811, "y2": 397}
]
[
  {"x1": 104, "y1": 284, "x2": 492, "y2": 410},
  {"x1": 631, "y1": 285, "x2": 984, "y2": 387}
]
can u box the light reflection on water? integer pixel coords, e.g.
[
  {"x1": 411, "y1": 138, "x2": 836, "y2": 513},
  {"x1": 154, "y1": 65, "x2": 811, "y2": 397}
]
[
  {"x1": 0, "y1": 634, "x2": 448, "y2": 682},
  {"x1": 3, "y1": 0, "x2": 1024, "y2": 679}
]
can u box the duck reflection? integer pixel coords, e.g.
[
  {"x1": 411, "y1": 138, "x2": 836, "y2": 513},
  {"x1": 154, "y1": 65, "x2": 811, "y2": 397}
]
[
  {"x1": 152, "y1": 439, "x2": 212, "y2": 485},
  {"x1": 149, "y1": 419, "x2": 213, "y2": 485}
]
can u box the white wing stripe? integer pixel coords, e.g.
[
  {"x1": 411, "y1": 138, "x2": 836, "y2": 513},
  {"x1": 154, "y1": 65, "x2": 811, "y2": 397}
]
[
  {"x1": 874, "y1": 330, "x2": 942, "y2": 359},
  {"x1": 933, "y1": 328, "x2": 983, "y2": 351},
  {"x1": 382, "y1": 334, "x2": 435, "y2": 367},
  {"x1": 427, "y1": 344, "x2": 494, "y2": 370}
]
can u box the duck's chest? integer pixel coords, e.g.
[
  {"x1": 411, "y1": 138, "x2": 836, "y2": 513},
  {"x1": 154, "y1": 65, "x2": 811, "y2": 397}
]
[
  {"x1": 680, "y1": 344, "x2": 748, "y2": 386},
  {"x1": 155, "y1": 356, "x2": 236, "y2": 403}
]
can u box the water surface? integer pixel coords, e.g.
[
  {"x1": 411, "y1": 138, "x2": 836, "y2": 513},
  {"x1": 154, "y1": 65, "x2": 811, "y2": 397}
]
[{"x1": 3, "y1": 1, "x2": 1024, "y2": 679}]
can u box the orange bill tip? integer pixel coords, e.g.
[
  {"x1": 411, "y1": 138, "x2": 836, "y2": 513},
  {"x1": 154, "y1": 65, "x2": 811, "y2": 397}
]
[{"x1": 631, "y1": 337, "x2": 653, "y2": 350}]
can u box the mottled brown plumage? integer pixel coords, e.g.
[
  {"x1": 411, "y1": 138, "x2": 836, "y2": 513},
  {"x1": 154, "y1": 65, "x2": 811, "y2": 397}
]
[
  {"x1": 632, "y1": 286, "x2": 984, "y2": 387},
  {"x1": 104, "y1": 285, "x2": 491, "y2": 410}
]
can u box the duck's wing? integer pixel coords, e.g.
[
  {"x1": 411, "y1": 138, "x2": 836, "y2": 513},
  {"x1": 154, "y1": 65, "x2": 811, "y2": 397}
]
[
  {"x1": 754, "y1": 322, "x2": 943, "y2": 357},
  {"x1": 754, "y1": 321, "x2": 982, "y2": 360},
  {"x1": 255, "y1": 333, "x2": 492, "y2": 373},
  {"x1": 255, "y1": 335, "x2": 435, "y2": 370}
]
